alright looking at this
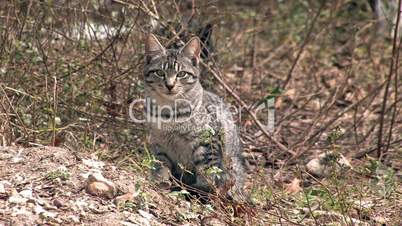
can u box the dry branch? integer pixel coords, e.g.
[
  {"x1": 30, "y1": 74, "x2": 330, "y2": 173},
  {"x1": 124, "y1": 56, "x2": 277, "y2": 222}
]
[
  {"x1": 377, "y1": 0, "x2": 402, "y2": 158},
  {"x1": 281, "y1": 1, "x2": 325, "y2": 90},
  {"x1": 201, "y1": 62, "x2": 294, "y2": 156}
]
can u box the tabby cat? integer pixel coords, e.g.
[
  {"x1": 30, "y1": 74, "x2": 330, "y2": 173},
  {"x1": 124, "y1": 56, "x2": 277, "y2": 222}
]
[{"x1": 143, "y1": 34, "x2": 245, "y2": 197}]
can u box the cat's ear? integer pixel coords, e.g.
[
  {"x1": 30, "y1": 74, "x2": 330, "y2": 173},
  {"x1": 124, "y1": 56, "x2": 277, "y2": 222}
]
[
  {"x1": 181, "y1": 37, "x2": 201, "y2": 65},
  {"x1": 145, "y1": 34, "x2": 165, "y2": 63}
]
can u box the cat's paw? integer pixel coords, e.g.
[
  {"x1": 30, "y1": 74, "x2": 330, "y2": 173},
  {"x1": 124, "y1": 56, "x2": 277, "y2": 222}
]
[{"x1": 158, "y1": 180, "x2": 172, "y2": 190}]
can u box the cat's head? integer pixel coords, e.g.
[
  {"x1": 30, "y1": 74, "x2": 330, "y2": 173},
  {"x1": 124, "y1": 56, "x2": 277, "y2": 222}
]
[{"x1": 143, "y1": 34, "x2": 202, "y2": 103}]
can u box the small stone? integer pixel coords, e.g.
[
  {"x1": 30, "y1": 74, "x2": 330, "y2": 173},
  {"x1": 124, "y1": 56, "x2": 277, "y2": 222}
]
[
  {"x1": 34, "y1": 205, "x2": 46, "y2": 214},
  {"x1": 0, "y1": 153, "x2": 13, "y2": 160},
  {"x1": 8, "y1": 189, "x2": 28, "y2": 204},
  {"x1": 54, "y1": 178, "x2": 63, "y2": 186},
  {"x1": 26, "y1": 202, "x2": 35, "y2": 208},
  {"x1": 306, "y1": 158, "x2": 323, "y2": 176},
  {"x1": 138, "y1": 209, "x2": 153, "y2": 220},
  {"x1": 121, "y1": 221, "x2": 139, "y2": 226},
  {"x1": 82, "y1": 159, "x2": 105, "y2": 169},
  {"x1": 201, "y1": 217, "x2": 228, "y2": 226},
  {"x1": 11, "y1": 155, "x2": 24, "y2": 163},
  {"x1": 86, "y1": 181, "x2": 114, "y2": 199},
  {"x1": 19, "y1": 189, "x2": 33, "y2": 199},
  {"x1": 85, "y1": 173, "x2": 116, "y2": 199},
  {"x1": 11, "y1": 206, "x2": 31, "y2": 217},
  {"x1": 67, "y1": 215, "x2": 80, "y2": 223},
  {"x1": 39, "y1": 211, "x2": 58, "y2": 220},
  {"x1": 35, "y1": 198, "x2": 45, "y2": 206},
  {"x1": 353, "y1": 200, "x2": 374, "y2": 209},
  {"x1": 0, "y1": 183, "x2": 5, "y2": 194},
  {"x1": 88, "y1": 203, "x2": 108, "y2": 214},
  {"x1": 373, "y1": 216, "x2": 387, "y2": 224},
  {"x1": 14, "y1": 175, "x2": 25, "y2": 183},
  {"x1": 53, "y1": 199, "x2": 63, "y2": 208},
  {"x1": 44, "y1": 201, "x2": 58, "y2": 210},
  {"x1": 306, "y1": 151, "x2": 352, "y2": 177}
]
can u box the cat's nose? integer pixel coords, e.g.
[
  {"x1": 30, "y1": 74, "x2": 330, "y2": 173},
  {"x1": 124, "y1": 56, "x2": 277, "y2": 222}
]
[{"x1": 166, "y1": 84, "x2": 174, "y2": 91}]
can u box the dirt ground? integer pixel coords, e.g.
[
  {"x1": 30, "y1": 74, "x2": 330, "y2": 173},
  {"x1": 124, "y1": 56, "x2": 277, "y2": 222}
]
[
  {"x1": 0, "y1": 146, "x2": 400, "y2": 225},
  {"x1": 0, "y1": 146, "x2": 167, "y2": 226}
]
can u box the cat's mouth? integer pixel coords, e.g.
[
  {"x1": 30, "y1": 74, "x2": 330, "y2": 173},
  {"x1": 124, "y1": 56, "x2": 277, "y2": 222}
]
[
  {"x1": 163, "y1": 87, "x2": 181, "y2": 96},
  {"x1": 164, "y1": 90, "x2": 178, "y2": 95},
  {"x1": 158, "y1": 90, "x2": 180, "y2": 98}
]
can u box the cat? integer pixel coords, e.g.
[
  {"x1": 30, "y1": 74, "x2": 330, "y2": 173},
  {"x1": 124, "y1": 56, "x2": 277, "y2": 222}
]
[{"x1": 143, "y1": 34, "x2": 245, "y2": 198}]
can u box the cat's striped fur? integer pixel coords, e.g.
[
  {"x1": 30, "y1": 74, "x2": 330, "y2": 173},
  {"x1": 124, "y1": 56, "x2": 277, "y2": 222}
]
[{"x1": 143, "y1": 34, "x2": 245, "y2": 197}]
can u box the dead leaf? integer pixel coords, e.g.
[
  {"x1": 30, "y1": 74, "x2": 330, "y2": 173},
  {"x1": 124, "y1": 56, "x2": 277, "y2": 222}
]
[
  {"x1": 285, "y1": 178, "x2": 302, "y2": 194},
  {"x1": 284, "y1": 88, "x2": 296, "y2": 100},
  {"x1": 114, "y1": 192, "x2": 135, "y2": 206}
]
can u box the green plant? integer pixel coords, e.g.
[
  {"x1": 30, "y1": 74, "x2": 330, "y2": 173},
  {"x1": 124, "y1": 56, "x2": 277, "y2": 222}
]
[
  {"x1": 140, "y1": 144, "x2": 157, "y2": 170},
  {"x1": 45, "y1": 169, "x2": 70, "y2": 181}
]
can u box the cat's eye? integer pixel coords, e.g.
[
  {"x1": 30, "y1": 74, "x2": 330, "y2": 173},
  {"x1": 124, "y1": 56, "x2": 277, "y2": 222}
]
[
  {"x1": 177, "y1": 71, "x2": 189, "y2": 79},
  {"x1": 151, "y1": 70, "x2": 165, "y2": 78}
]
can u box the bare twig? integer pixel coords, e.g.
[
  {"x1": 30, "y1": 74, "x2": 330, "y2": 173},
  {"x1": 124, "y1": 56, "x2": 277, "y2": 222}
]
[
  {"x1": 377, "y1": 0, "x2": 402, "y2": 158},
  {"x1": 385, "y1": 23, "x2": 402, "y2": 154},
  {"x1": 289, "y1": 81, "x2": 386, "y2": 161},
  {"x1": 0, "y1": 84, "x2": 29, "y2": 138},
  {"x1": 201, "y1": 62, "x2": 293, "y2": 155},
  {"x1": 52, "y1": 76, "x2": 58, "y2": 146},
  {"x1": 59, "y1": 19, "x2": 125, "y2": 80},
  {"x1": 281, "y1": 1, "x2": 325, "y2": 90}
]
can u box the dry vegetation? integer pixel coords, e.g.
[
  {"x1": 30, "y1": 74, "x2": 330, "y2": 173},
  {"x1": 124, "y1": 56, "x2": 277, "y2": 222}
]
[{"x1": 0, "y1": 0, "x2": 401, "y2": 225}]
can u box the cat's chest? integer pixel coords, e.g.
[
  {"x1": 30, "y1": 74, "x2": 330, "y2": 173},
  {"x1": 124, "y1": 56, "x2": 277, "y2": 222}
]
[
  {"x1": 149, "y1": 120, "x2": 214, "y2": 164},
  {"x1": 150, "y1": 121, "x2": 205, "y2": 149},
  {"x1": 150, "y1": 129, "x2": 196, "y2": 165}
]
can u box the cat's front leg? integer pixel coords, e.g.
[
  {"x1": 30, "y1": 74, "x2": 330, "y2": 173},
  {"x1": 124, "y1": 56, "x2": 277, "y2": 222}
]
[
  {"x1": 150, "y1": 145, "x2": 173, "y2": 190},
  {"x1": 192, "y1": 145, "x2": 228, "y2": 192}
]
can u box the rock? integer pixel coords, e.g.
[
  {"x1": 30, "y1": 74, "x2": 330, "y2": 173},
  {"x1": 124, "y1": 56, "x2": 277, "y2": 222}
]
[
  {"x1": 14, "y1": 174, "x2": 25, "y2": 183},
  {"x1": 67, "y1": 215, "x2": 80, "y2": 223},
  {"x1": 82, "y1": 159, "x2": 105, "y2": 169},
  {"x1": 85, "y1": 172, "x2": 116, "y2": 199},
  {"x1": 34, "y1": 205, "x2": 46, "y2": 214},
  {"x1": 53, "y1": 199, "x2": 64, "y2": 208},
  {"x1": 19, "y1": 189, "x2": 33, "y2": 199},
  {"x1": 39, "y1": 211, "x2": 58, "y2": 221},
  {"x1": 201, "y1": 216, "x2": 228, "y2": 226},
  {"x1": 353, "y1": 200, "x2": 374, "y2": 210},
  {"x1": 44, "y1": 201, "x2": 58, "y2": 210},
  {"x1": 0, "y1": 182, "x2": 5, "y2": 194},
  {"x1": 0, "y1": 153, "x2": 13, "y2": 160},
  {"x1": 88, "y1": 203, "x2": 108, "y2": 214},
  {"x1": 11, "y1": 206, "x2": 31, "y2": 217},
  {"x1": 135, "y1": 214, "x2": 151, "y2": 226},
  {"x1": 373, "y1": 216, "x2": 388, "y2": 224},
  {"x1": 121, "y1": 221, "x2": 140, "y2": 226},
  {"x1": 306, "y1": 151, "x2": 352, "y2": 177},
  {"x1": 8, "y1": 189, "x2": 28, "y2": 204},
  {"x1": 11, "y1": 150, "x2": 24, "y2": 163},
  {"x1": 138, "y1": 210, "x2": 153, "y2": 220}
]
